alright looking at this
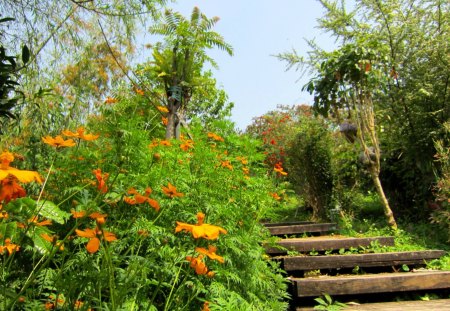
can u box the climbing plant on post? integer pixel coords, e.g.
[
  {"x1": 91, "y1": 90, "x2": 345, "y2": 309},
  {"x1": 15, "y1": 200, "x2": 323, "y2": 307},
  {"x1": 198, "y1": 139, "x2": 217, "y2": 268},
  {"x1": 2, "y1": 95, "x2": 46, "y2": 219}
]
[
  {"x1": 304, "y1": 43, "x2": 398, "y2": 230},
  {"x1": 149, "y1": 7, "x2": 233, "y2": 139}
]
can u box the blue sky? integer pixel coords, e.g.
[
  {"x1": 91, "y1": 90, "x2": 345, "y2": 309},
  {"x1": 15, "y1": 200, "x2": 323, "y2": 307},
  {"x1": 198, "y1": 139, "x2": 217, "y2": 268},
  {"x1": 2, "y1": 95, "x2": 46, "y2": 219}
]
[{"x1": 153, "y1": 1, "x2": 338, "y2": 130}]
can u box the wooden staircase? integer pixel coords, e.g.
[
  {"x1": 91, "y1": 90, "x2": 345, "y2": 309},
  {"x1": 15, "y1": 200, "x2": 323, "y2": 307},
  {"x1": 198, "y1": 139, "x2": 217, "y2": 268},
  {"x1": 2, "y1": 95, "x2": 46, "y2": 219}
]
[{"x1": 263, "y1": 221, "x2": 450, "y2": 310}]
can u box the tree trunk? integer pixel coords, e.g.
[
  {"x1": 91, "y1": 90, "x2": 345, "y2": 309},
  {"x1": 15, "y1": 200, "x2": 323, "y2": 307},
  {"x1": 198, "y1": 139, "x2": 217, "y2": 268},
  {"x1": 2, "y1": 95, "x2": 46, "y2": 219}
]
[{"x1": 369, "y1": 166, "x2": 398, "y2": 230}]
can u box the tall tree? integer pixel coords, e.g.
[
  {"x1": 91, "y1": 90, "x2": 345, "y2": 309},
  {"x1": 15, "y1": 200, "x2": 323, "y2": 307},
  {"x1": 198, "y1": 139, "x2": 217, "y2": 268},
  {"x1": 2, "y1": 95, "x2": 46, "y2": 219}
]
[
  {"x1": 279, "y1": 0, "x2": 449, "y2": 221},
  {"x1": 148, "y1": 7, "x2": 233, "y2": 139}
]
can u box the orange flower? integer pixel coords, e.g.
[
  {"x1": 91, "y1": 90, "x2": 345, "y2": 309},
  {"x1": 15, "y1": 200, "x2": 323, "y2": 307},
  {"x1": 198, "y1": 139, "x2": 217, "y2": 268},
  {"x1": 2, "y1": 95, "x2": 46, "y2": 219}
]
[
  {"x1": 236, "y1": 156, "x2": 248, "y2": 165},
  {"x1": 134, "y1": 87, "x2": 145, "y2": 95},
  {"x1": 16, "y1": 216, "x2": 52, "y2": 229},
  {"x1": 89, "y1": 212, "x2": 108, "y2": 225},
  {"x1": 0, "y1": 151, "x2": 42, "y2": 183},
  {"x1": 271, "y1": 192, "x2": 282, "y2": 201},
  {"x1": 148, "y1": 140, "x2": 159, "y2": 148},
  {"x1": 104, "y1": 97, "x2": 118, "y2": 104},
  {"x1": 186, "y1": 254, "x2": 208, "y2": 275},
  {"x1": 62, "y1": 127, "x2": 99, "y2": 141},
  {"x1": 162, "y1": 117, "x2": 168, "y2": 126},
  {"x1": 202, "y1": 301, "x2": 210, "y2": 311},
  {"x1": 242, "y1": 167, "x2": 250, "y2": 175},
  {"x1": 180, "y1": 140, "x2": 194, "y2": 151},
  {"x1": 157, "y1": 106, "x2": 169, "y2": 113},
  {"x1": 162, "y1": 182, "x2": 184, "y2": 198},
  {"x1": 75, "y1": 226, "x2": 117, "y2": 253},
  {"x1": 123, "y1": 187, "x2": 160, "y2": 211},
  {"x1": 195, "y1": 245, "x2": 224, "y2": 263},
  {"x1": 207, "y1": 132, "x2": 224, "y2": 142},
  {"x1": 175, "y1": 212, "x2": 227, "y2": 240},
  {"x1": 31, "y1": 216, "x2": 52, "y2": 226},
  {"x1": 274, "y1": 162, "x2": 288, "y2": 176},
  {"x1": 41, "y1": 233, "x2": 64, "y2": 251},
  {"x1": 0, "y1": 175, "x2": 26, "y2": 204},
  {"x1": 220, "y1": 160, "x2": 233, "y2": 170},
  {"x1": 0, "y1": 238, "x2": 20, "y2": 255},
  {"x1": 42, "y1": 135, "x2": 76, "y2": 148},
  {"x1": 93, "y1": 169, "x2": 108, "y2": 193},
  {"x1": 0, "y1": 211, "x2": 8, "y2": 219},
  {"x1": 71, "y1": 210, "x2": 86, "y2": 218},
  {"x1": 159, "y1": 140, "x2": 172, "y2": 146}
]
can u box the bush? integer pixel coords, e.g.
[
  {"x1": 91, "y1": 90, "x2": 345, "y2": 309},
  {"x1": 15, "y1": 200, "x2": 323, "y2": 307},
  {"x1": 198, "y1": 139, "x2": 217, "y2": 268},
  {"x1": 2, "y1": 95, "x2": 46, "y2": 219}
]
[
  {"x1": 286, "y1": 117, "x2": 333, "y2": 220},
  {"x1": 0, "y1": 94, "x2": 288, "y2": 310}
]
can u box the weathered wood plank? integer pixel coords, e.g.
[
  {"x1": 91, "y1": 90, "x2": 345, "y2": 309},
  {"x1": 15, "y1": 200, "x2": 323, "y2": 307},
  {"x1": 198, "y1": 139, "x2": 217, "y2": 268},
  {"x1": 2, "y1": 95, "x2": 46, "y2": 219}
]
[
  {"x1": 267, "y1": 223, "x2": 337, "y2": 235},
  {"x1": 265, "y1": 236, "x2": 395, "y2": 254},
  {"x1": 262, "y1": 221, "x2": 315, "y2": 227},
  {"x1": 291, "y1": 270, "x2": 450, "y2": 297},
  {"x1": 296, "y1": 299, "x2": 450, "y2": 311},
  {"x1": 282, "y1": 250, "x2": 446, "y2": 271}
]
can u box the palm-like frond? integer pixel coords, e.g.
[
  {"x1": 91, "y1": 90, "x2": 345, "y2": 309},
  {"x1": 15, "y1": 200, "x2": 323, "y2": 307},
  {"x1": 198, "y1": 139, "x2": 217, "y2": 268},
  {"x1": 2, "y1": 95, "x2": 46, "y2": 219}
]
[{"x1": 190, "y1": 6, "x2": 200, "y2": 27}]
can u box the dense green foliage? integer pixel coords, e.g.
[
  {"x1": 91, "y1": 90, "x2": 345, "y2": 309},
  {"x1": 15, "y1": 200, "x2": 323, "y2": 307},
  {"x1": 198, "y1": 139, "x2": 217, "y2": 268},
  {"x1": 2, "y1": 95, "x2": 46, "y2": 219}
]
[
  {"x1": 278, "y1": 0, "x2": 450, "y2": 222},
  {"x1": 0, "y1": 90, "x2": 289, "y2": 309}
]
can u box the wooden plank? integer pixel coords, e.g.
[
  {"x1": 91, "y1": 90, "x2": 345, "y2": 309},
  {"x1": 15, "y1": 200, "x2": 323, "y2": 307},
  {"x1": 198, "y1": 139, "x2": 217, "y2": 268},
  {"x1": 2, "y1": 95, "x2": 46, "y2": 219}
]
[
  {"x1": 262, "y1": 221, "x2": 315, "y2": 227},
  {"x1": 265, "y1": 236, "x2": 395, "y2": 254},
  {"x1": 282, "y1": 250, "x2": 446, "y2": 271},
  {"x1": 342, "y1": 299, "x2": 450, "y2": 310},
  {"x1": 296, "y1": 299, "x2": 450, "y2": 311},
  {"x1": 291, "y1": 270, "x2": 450, "y2": 297},
  {"x1": 267, "y1": 223, "x2": 337, "y2": 235}
]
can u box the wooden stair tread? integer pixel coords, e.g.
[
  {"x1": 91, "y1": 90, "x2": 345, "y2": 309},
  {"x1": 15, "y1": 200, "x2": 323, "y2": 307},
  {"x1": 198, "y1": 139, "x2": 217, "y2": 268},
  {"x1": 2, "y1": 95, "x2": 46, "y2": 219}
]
[
  {"x1": 290, "y1": 270, "x2": 450, "y2": 297},
  {"x1": 265, "y1": 236, "x2": 395, "y2": 254},
  {"x1": 262, "y1": 221, "x2": 315, "y2": 227},
  {"x1": 296, "y1": 299, "x2": 450, "y2": 310},
  {"x1": 266, "y1": 223, "x2": 337, "y2": 235},
  {"x1": 280, "y1": 250, "x2": 446, "y2": 271}
]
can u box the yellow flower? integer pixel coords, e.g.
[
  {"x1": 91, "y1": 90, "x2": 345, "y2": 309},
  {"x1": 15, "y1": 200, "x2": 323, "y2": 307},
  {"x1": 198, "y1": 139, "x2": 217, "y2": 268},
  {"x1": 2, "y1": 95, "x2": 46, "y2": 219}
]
[
  {"x1": 42, "y1": 135, "x2": 76, "y2": 148},
  {"x1": 175, "y1": 212, "x2": 227, "y2": 240},
  {"x1": 0, "y1": 151, "x2": 42, "y2": 183}
]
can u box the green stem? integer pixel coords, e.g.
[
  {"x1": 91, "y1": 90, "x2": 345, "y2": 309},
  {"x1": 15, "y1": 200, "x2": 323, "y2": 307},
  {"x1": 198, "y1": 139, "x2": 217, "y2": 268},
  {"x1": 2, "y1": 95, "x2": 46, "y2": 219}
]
[
  {"x1": 102, "y1": 236, "x2": 117, "y2": 310},
  {"x1": 163, "y1": 262, "x2": 184, "y2": 311}
]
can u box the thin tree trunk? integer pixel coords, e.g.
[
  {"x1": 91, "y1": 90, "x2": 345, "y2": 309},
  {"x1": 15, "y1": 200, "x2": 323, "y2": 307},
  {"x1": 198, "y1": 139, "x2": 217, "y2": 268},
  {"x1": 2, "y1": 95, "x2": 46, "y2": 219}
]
[{"x1": 370, "y1": 167, "x2": 398, "y2": 230}]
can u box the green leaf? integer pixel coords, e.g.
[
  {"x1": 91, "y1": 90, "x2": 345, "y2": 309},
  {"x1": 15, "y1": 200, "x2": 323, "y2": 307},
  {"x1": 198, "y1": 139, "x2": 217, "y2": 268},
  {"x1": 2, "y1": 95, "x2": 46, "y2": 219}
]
[
  {"x1": 37, "y1": 201, "x2": 70, "y2": 224},
  {"x1": 0, "y1": 17, "x2": 15, "y2": 23},
  {"x1": 29, "y1": 226, "x2": 53, "y2": 254},
  {"x1": 0, "y1": 221, "x2": 18, "y2": 240},
  {"x1": 21, "y1": 45, "x2": 30, "y2": 64},
  {"x1": 4, "y1": 197, "x2": 36, "y2": 218}
]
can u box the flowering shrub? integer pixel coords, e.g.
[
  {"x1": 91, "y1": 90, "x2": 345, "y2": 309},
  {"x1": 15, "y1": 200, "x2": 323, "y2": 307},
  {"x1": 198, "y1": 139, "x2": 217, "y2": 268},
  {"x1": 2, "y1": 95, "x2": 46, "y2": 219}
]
[{"x1": 0, "y1": 95, "x2": 288, "y2": 310}]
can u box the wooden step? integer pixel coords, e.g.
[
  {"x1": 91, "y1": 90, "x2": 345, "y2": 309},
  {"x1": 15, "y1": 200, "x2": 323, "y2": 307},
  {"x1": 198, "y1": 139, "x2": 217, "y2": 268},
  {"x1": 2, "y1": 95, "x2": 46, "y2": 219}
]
[
  {"x1": 296, "y1": 299, "x2": 450, "y2": 310},
  {"x1": 266, "y1": 223, "x2": 337, "y2": 236},
  {"x1": 265, "y1": 236, "x2": 395, "y2": 254},
  {"x1": 280, "y1": 250, "x2": 446, "y2": 271},
  {"x1": 290, "y1": 270, "x2": 450, "y2": 297},
  {"x1": 262, "y1": 221, "x2": 315, "y2": 227}
]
